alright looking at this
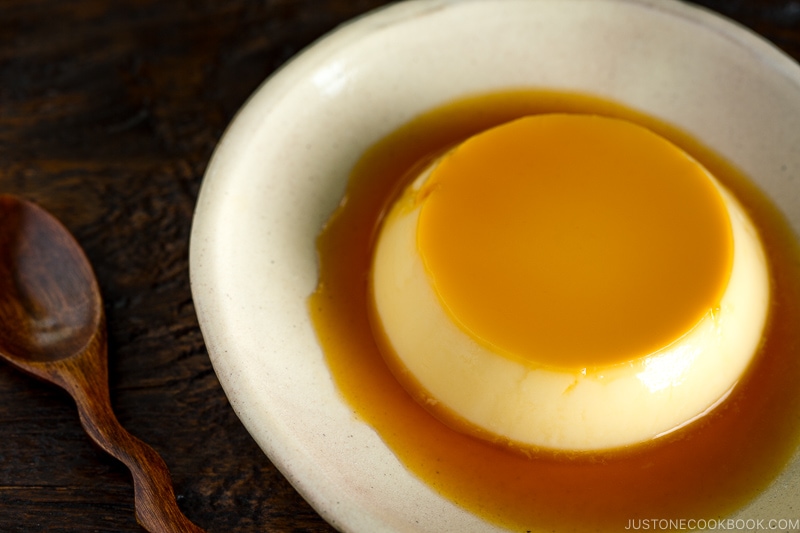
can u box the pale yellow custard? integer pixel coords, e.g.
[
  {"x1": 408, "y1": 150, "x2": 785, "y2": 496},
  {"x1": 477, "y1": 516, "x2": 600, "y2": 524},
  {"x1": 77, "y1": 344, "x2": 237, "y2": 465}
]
[{"x1": 369, "y1": 114, "x2": 770, "y2": 451}]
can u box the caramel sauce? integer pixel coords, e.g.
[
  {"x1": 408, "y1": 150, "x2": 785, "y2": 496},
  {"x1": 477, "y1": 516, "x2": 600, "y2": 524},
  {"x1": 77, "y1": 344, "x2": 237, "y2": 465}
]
[
  {"x1": 308, "y1": 90, "x2": 800, "y2": 532},
  {"x1": 415, "y1": 114, "x2": 733, "y2": 368}
]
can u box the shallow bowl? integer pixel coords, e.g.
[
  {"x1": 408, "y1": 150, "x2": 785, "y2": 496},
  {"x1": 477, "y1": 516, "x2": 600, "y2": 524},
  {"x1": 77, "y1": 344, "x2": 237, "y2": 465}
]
[{"x1": 189, "y1": 1, "x2": 800, "y2": 531}]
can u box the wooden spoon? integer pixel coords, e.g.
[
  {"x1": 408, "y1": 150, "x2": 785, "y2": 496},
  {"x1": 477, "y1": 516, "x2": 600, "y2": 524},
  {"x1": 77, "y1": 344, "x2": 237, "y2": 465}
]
[{"x1": 0, "y1": 194, "x2": 205, "y2": 533}]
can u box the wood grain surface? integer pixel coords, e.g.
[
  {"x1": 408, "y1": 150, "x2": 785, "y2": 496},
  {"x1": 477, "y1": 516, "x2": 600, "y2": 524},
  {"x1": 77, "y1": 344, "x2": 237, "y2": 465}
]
[{"x1": 0, "y1": 1, "x2": 798, "y2": 532}]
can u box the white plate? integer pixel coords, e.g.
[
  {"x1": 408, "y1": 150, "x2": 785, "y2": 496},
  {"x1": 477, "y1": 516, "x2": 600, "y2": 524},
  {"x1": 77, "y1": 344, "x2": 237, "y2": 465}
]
[{"x1": 189, "y1": 1, "x2": 800, "y2": 531}]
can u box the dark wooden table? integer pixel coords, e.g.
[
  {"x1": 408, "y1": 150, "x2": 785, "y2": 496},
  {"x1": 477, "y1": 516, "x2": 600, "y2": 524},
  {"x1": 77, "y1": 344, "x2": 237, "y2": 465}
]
[{"x1": 0, "y1": 1, "x2": 798, "y2": 532}]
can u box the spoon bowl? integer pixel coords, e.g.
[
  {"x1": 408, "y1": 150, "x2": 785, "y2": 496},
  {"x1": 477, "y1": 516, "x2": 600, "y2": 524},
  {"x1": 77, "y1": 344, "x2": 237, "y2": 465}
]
[
  {"x1": 0, "y1": 195, "x2": 101, "y2": 363},
  {"x1": 0, "y1": 194, "x2": 204, "y2": 533}
]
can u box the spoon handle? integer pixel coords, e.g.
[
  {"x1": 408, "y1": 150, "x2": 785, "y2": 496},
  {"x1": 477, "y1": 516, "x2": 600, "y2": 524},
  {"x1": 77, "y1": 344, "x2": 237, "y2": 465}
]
[
  {"x1": 73, "y1": 393, "x2": 206, "y2": 533},
  {"x1": 50, "y1": 342, "x2": 205, "y2": 532}
]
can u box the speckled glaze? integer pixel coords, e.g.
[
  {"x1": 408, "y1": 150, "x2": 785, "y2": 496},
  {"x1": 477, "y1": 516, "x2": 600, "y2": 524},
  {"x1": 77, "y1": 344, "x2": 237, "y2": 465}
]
[{"x1": 189, "y1": 1, "x2": 800, "y2": 531}]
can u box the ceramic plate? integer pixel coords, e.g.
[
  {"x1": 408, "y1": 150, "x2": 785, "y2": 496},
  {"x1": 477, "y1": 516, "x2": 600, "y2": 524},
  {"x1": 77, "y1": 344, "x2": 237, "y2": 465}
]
[{"x1": 189, "y1": 1, "x2": 800, "y2": 531}]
